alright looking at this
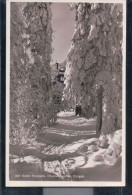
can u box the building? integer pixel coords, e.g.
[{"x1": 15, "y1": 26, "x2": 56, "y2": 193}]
[
  {"x1": 51, "y1": 62, "x2": 65, "y2": 84},
  {"x1": 51, "y1": 62, "x2": 65, "y2": 106}
]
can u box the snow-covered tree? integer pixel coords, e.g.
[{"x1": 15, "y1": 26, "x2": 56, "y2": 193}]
[
  {"x1": 64, "y1": 3, "x2": 123, "y2": 134},
  {"x1": 10, "y1": 2, "x2": 54, "y2": 144}
]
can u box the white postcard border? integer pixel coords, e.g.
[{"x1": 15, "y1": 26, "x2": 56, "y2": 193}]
[{"x1": 6, "y1": 0, "x2": 126, "y2": 187}]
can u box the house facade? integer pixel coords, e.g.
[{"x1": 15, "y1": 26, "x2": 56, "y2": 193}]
[{"x1": 51, "y1": 62, "x2": 65, "y2": 106}]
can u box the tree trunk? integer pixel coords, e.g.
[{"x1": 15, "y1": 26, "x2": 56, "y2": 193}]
[{"x1": 96, "y1": 86, "x2": 103, "y2": 134}]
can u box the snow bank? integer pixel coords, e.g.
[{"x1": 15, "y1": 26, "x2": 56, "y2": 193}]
[
  {"x1": 11, "y1": 128, "x2": 121, "y2": 181},
  {"x1": 42, "y1": 129, "x2": 122, "y2": 180}
]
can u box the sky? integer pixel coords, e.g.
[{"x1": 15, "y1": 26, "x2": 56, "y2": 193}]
[{"x1": 51, "y1": 3, "x2": 75, "y2": 64}]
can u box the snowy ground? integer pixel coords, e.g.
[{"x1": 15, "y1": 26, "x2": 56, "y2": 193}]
[{"x1": 10, "y1": 111, "x2": 122, "y2": 181}]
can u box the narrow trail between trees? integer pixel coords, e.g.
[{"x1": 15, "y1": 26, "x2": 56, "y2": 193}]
[{"x1": 38, "y1": 111, "x2": 97, "y2": 145}]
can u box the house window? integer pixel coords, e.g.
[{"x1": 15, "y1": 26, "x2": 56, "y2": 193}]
[{"x1": 60, "y1": 76, "x2": 64, "y2": 81}]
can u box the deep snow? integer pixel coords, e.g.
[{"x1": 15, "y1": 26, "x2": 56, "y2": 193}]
[{"x1": 10, "y1": 111, "x2": 122, "y2": 181}]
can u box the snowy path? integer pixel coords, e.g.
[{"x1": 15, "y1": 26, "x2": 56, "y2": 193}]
[
  {"x1": 37, "y1": 111, "x2": 97, "y2": 145},
  {"x1": 10, "y1": 112, "x2": 121, "y2": 181},
  {"x1": 54, "y1": 111, "x2": 96, "y2": 134}
]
